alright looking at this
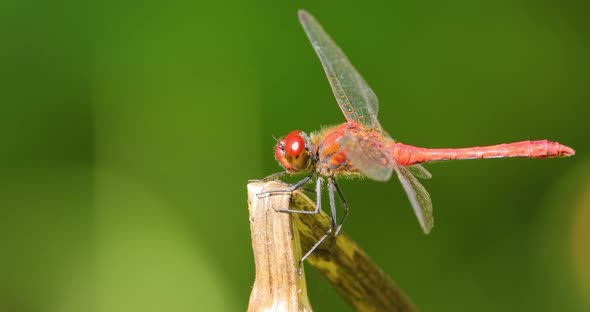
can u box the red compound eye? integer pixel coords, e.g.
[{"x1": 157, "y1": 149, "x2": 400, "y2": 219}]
[{"x1": 284, "y1": 130, "x2": 305, "y2": 157}]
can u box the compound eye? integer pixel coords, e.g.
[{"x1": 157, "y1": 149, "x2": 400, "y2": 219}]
[{"x1": 284, "y1": 130, "x2": 305, "y2": 157}]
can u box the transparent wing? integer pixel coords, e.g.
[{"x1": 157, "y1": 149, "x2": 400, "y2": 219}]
[
  {"x1": 299, "y1": 10, "x2": 382, "y2": 130},
  {"x1": 406, "y1": 164, "x2": 432, "y2": 179},
  {"x1": 392, "y1": 163, "x2": 433, "y2": 234},
  {"x1": 339, "y1": 132, "x2": 393, "y2": 182},
  {"x1": 339, "y1": 130, "x2": 433, "y2": 233},
  {"x1": 340, "y1": 131, "x2": 433, "y2": 233}
]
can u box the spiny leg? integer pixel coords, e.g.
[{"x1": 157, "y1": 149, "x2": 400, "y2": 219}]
[
  {"x1": 274, "y1": 175, "x2": 322, "y2": 215},
  {"x1": 285, "y1": 176, "x2": 326, "y2": 272},
  {"x1": 328, "y1": 177, "x2": 337, "y2": 230},
  {"x1": 299, "y1": 176, "x2": 338, "y2": 264},
  {"x1": 265, "y1": 175, "x2": 339, "y2": 267},
  {"x1": 256, "y1": 172, "x2": 314, "y2": 199},
  {"x1": 332, "y1": 179, "x2": 349, "y2": 238}
]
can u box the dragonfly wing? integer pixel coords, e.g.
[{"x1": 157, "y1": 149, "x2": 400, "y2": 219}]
[
  {"x1": 299, "y1": 10, "x2": 381, "y2": 130},
  {"x1": 406, "y1": 164, "x2": 432, "y2": 179},
  {"x1": 392, "y1": 163, "x2": 434, "y2": 234},
  {"x1": 339, "y1": 132, "x2": 393, "y2": 182},
  {"x1": 340, "y1": 131, "x2": 433, "y2": 233}
]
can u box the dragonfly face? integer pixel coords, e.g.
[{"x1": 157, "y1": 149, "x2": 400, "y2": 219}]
[{"x1": 274, "y1": 130, "x2": 314, "y2": 172}]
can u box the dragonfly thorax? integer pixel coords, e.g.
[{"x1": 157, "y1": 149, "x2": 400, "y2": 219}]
[{"x1": 275, "y1": 130, "x2": 314, "y2": 172}]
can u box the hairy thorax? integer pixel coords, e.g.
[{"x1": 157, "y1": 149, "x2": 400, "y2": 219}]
[{"x1": 312, "y1": 123, "x2": 389, "y2": 178}]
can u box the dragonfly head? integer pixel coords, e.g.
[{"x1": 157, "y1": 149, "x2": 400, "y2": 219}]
[{"x1": 275, "y1": 130, "x2": 313, "y2": 172}]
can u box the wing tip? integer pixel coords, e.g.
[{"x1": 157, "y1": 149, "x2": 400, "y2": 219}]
[
  {"x1": 298, "y1": 9, "x2": 309, "y2": 22},
  {"x1": 419, "y1": 213, "x2": 434, "y2": 234}
]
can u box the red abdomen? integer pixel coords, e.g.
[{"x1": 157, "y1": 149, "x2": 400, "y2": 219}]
[{"x1": 391, "y1": 140, "x2": 575, "y2": 166}]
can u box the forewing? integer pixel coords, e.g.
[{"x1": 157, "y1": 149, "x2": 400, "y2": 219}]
[
  {"x1": 406, "y1": 164, "x2": 432, "y2": 179},
  {"x1": 392, "y1": 163, "x2": 434, "y2": 234},
  {"x1": 299, "y1": 10, "x2": 382, "y2": 130},
  {"x1": 339, "y1": 132, "x2": 393, "y2": 182}
]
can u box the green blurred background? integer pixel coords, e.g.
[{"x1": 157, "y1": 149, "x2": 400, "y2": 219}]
[{"x1": 1, "y1": 0, "x2": 588, "y2": 311}]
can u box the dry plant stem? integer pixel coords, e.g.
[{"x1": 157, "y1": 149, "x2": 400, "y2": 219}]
[
  {"x1": 247, "y1": 181, "x2": 312, "y2": 312},
  {"x1": 247, "y1": 181, "x2": 416, "y2": 312}
]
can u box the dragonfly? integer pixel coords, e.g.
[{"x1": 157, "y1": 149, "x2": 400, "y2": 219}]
[{"x1": 267, "y1": 10, "x2": 575, "y2": 263}]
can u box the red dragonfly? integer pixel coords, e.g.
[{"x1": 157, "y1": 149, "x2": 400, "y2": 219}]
[{"x1": 269, "y1": 10, "x2": 575, "y2": 262}]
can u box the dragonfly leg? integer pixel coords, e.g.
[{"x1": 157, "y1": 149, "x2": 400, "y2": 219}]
[
  {"x1": 299, "y1": 176, "x2": 334, "y2": 265},
  {"x1": 268, "y1": 175, "x2": 338, "y2": 266},
  {"x1": 300, "y1": 226, "x2": 333, "y2": 264},
  {"x1": 288, "y1": 173, "x2": 314, "y2": 191},
  {"x1": 327, "y1": 177, "x2": 338, "y2": 230},
  {"x1": 332, "y1": 179, "x2": 348, "y2": 238},
  {"x1": 273, "y1": 175, "x2": 321, "y2": 215},
  {"x1": 256, "y1": 172, "x2": 314, "y2": 199}
]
